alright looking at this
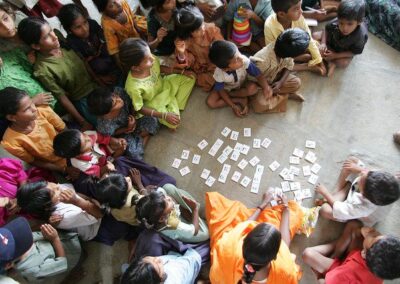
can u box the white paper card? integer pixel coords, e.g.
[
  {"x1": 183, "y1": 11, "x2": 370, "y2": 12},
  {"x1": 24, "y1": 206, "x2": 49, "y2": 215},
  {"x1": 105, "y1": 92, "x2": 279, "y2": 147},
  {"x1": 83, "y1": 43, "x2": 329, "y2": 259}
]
[
  {"x1": 240, "y1": 176, "x2": 251, "y2": 188},
  {"x1": 234, "y1": 142, "x2": 243, "y2": 152},
  {"x1": 290, "y1": 182, "x2": 301, "y2": 191},
  {"x1": 205, "y1": 176, "x2": 216, "y2": 187},
  {"x1": 250, "y1": 165, "x2": 264, "y2": 194},
  {"x1": 238, "y1": 159, "x2": 249, "y2": 170},
  {"x1": 253, "y1": 139, "x2": 261, "y2": 148},
  {"x1": 197, "y1": 139, "x2": 208, "y2": 150},
  {"x1": 221, "y1": 127, "x2": 231, "y2": 137},
  {"x1": 249, "y1": 156, "x2": 260, "y2": 167},
  {"x1": 208, "y1": 138, "x2": 224, "y2": 156},
  {"x1": 230, "y1": 131, "x2": 239, "y2": 140},
  {"x1": 180, "y1": 166, "x2": 190, "y2": 176},
  {"x1": 172, "y1": 158, "x2": 181, "y2": 169},
  {"x1": 303, "y1": 165, "x2": 311, "y2": 176},
  {"x1": 301, "y1": 188, "x2": 313, "y2": 199},
  {"x1": 200, "y1": 168, "x2": 210, "y2": 179},
  {"x1": 240, "y1": 144, "x2": 250, "y2": 155},
  {"x1": 280, "y1": 168, "x2": 290, "y2": 179},
  {"x1": 289, "y1": 166, "x2": 300, "y2": 176},
  {"x1": 311, "y1": 163, "x2": 321, "y2": 174},
  {"x1": 261, "y1": 138, "x2": 272, "y2": 149},
  {"x1": 217, "y1": 153, "x2": 229, "y2": 164},
  {"x1": 306, "y1": 140, "x2": 316, "y2": 149},
  {"x1": 308, "y1": 174, "x2": 319, "y2": 185},
  {"x1": 269, "y1": 161, "x2": 280, "y2": 172},
  {"x1": 281, "y1": 181, "x2": 291, "y2": 192},
  {"x1": 231, "y1": 171, "x2": 242, "y2": 182},
  {"x1": 305, "y1": 151, "x2": 317, "y2": 163},
  {"x1": 289, "y1": 156, "x2": 300, "y2": 164},
  {"x1": 284, "y1": 173, "x2": 295, "y2": 181},
  {"x1": 181, "y1": 150, "x2": 190, "y2": 160},
  {"x1": 218, "y1": 164, "x2": 231, "y2": 183},
  {"x1": 192, "y1": 154, "x2": 201, "y2": 164},
  {"x1": 230, "y1": 150, "x2": 240, "y2": 161},
  {"x1": 222, "y1": 146, "x2": 233, "y2": 156},
  {"x1": 244, "y1": 128, "x2": 251, "y2": 137},
  {"x1": 293, "y1": 148, "x2": 304, "y2": 158}
]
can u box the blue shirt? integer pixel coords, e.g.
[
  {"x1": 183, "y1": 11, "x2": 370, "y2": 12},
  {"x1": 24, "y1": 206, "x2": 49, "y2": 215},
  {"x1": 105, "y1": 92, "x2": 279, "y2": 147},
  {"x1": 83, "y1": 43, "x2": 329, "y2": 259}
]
[{"x1": 161, "y1": 248, "x2": 201, "y2": 284}]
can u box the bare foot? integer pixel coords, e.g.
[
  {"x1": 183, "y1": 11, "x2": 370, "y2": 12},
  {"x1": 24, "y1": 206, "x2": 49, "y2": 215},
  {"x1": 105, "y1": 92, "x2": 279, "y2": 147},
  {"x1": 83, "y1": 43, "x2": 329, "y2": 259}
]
[
  {"x1": 327, "y1": 61, "x2": 336, "y2": 77},
  {"x1": 236, "y1": 97, "x2": 249, "y2": 116}
]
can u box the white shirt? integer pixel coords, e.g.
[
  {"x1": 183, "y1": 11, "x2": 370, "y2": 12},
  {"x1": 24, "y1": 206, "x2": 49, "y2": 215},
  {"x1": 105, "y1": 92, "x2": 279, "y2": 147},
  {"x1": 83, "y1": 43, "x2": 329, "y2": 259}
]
[{"x1": 213, "y1": 55, "x2": 251, "y2": 91}]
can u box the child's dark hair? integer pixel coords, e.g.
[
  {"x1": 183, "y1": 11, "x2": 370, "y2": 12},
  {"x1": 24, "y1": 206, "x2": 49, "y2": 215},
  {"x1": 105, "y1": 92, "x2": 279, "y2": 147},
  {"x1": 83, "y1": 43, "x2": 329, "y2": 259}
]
[
  {"x1": 366, "y1": 236, "x2": 400, "y2": 280},
  {"x1": 53, "y1": 129, "x2": 82, "y2": 158},
  {"x1": 16, "y1": 181, "x2": 55, "y2": 221},
  {"x1": 119, "y1": 38, "x2": 149, "y2": 70},
  {"x1": 120, "y1": 258, "x2": 162, "y2": 284},
  {"x1": 94, "y1": 173, "x2": 128, "y2": 208},
  {"x1": 174, "y1": 6, "x2": 203, "y2": 40},
  {"x1": 58, "y1": 4, "x2": 85, "y2": 33},
  {"x1": 88, "y1": 88, "x2": 114, "y2": 116},
  {"x1": 0, "y1": 87, "x2": 29, "y2": 117},
  {"x1": 271, "y1": 0, "x2": 301, "y2": 13},
  {"x1": 274, "y1": 28, "x2": 310, "y2": 59},
  {"x1": 337, "y1": 0, "x2": 366, "y2": 22},
  {"x1": 363, "y1": 171, "x2": 400, "y2": 206},
  {"x1": 18, "y1": 17, "x2": 48, "y2": 46},
  {"x1": 208, "y1": 40, "x2": 238, "y2": 69},
  {"x1": 239, "y1": 223, "x2": 281, "y2": 284},
  {"x1": 135, "y1": 191, "x2": 166, "y2": 229},
  {"x1": 93, "y1": 0, "x2": 109, "y2": 13},
  {"x1": 0, "y1": 3, "x2": 15, "y2": 19},
  {"x1": 140, "y1": 0, "x2": 166, "y2": 9}
]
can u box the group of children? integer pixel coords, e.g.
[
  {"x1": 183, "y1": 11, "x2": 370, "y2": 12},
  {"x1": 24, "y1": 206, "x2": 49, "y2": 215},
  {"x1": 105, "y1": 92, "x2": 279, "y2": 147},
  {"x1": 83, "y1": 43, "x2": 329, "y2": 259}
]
[{"x1": 0, "y1": 0, "x2": 396, "y2": 283}]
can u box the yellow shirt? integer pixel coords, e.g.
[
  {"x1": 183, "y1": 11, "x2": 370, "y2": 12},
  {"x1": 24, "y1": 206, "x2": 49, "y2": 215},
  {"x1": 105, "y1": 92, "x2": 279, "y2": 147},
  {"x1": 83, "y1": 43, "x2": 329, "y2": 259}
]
[{"x1": 264, "y1": 13, "x2": 322, "y2": 66}]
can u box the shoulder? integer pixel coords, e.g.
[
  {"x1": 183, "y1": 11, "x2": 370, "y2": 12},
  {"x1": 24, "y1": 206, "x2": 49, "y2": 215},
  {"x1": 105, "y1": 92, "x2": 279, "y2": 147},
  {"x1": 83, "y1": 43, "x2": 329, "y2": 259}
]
[
  {"x1": 213, "y1": 67, "x2": 227, "y2": 82},
  {"x1": 265, "y1": 13, "x2": 277, "y2": 26}
]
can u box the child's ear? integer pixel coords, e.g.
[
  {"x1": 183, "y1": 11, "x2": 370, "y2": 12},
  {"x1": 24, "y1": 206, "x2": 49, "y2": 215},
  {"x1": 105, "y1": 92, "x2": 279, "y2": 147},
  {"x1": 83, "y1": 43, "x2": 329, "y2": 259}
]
[
  {"x1": 6, "y1": 114, "x2": 16, "y2": 122},
  {"x1": 277, "y1": 11, "x2": 287, "y2": 19}
]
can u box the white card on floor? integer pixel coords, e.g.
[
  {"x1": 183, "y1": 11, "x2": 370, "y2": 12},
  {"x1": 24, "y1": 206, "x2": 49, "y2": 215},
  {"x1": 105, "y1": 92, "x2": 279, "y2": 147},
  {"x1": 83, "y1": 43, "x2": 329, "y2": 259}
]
[
  {"x1": 303, "y1": 165, "x2": 311, "y2": 176},
  {"x1": 200, "y1": 168, "x2": 210, "y2": 179},
  {"x1": 293, "y1": 148, "x2": 304, "y2": 158},
  {"x1": 284, "y1": 173, "x2": 295, "y2": 181},
  {"x1": 171, "y1": 158, "x2": 181, "y2": 169},
  {"x1": 181, "y1": 150, "x2": 190, "y2": 160},
  {"x1": 240, "y1": 176, "x2": 251, "y2": 188},
  {"x1": 230, "y1": 131, "x2": 239, "y2": 140},
  {"x1": 234, "y1": 142, "x2": 242, "y2": 152},
  {"x1": 301, "y1": 188, "x2": 313, "y2": 199},
  {"x1": 281, "y1": 181, "x2": 291, "y2": 192},
  {"x1": 308, "y1": 174, "x2": 319, "y2": 185},
  {"x1": 261, "y1": 138, "x2": 272, "y2": 149},
  {"x1": 253, "y1": 139, "x2": 261, "y2": 148},
  {"x1": 311, "y1": 163, "x2": 321, "y2": 174},
  {"x1": 221, "y1": 127, "x2": 231, "y2": 137},
  {"x1": 279, "y1": 168, "x2": 290, "y2": 179},
  {"x1": 249, "y1": 156, "x2": 260, "y2": 167},
  {"x1": 197, "y1": 139, "x2": 208, "y2": 150},
  {"x1": 218, "y1": 164, "x2": 231, "y2": 183},
  {"x1": 192, "y1": 154, "x2": 201, "y2": 164},
  {"x1": 180, "y1": 166, "x2": 190, "y2": 176},
  {"x1": 294, "y1": 190, "x2": 303, "y2": 200},
  {"x1": 289, "y1": 156, "x2": 300, "y2": 164},
  {"x1": 222, "y1": 146, "x2": 233, "y2": 156},
  {"x1": 230, "y1": 150, "x2": 240, "y2": 161},
  {"x1": 208, "y1": 138, "x2": 224, "y2": 156},
  {"x1": 305, "y1": 151, "x2": 317, "y2": 163},
  {"x1": 231, "y1": 171, "x2": 242, "y2": 182},
  {"x1": 205, "y1": 176, "x2": 216, "y2": 187},
  {"x1": 290, "y1": 182, "x2": 301, "y2": 191},
  {"x1": 217, "y1": 153, "x2": 229, "y2": 164},
  {"x1": 238, "y1": 159, "x2": 248, "y2": 170},
  {"x1": 244, "y1": 128, "x2": 251, "y2": 137},
  {"x1": 251, "y1": 165, "x2": 264, "y2": 194},
  {"x1": 240, "y1": 144, "x2": 250, "y2": 155},
  {"x1": 306, "y1": 140, "x2": 316, "y2": 149},
  {"x1": 269, "y1": 161, "x2": 280, "y2": 172},
  {"x1": 289, "y1": 166, "x2": 300, "y2": 176}
]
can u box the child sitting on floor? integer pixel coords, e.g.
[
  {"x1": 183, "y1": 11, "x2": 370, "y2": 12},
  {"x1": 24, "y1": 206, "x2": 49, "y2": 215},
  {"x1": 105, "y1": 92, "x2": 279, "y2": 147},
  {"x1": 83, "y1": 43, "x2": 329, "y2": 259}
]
[
  {"x1": 207, "y1": 40, "x2": 272, "y2": 117},
  {"x1": 53, "y1": 129, "x2": 127, "y2": 178},
  {"x1": 303, "y1": 220, "x2": 400, "y2": 283},
  {"x1": 88, "y1": 87, "x2": 159, "y2": 160},
  {"x1": 317, "y1": 0, "x2": 368, "y2": 76},
  {"x1": 58, "y1": 4, "x2": 121, "y2": 86},
  {"x1": 315, "y1": 157, "x2": 400, "y2": 226},
  {"x1": 264, "y1": 0, "x2": 326, "y2": 75}
]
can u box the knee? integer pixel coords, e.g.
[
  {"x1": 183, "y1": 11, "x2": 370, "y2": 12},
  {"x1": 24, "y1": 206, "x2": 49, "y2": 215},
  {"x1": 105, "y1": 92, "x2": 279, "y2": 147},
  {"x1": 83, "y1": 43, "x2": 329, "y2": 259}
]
[
  {"x1": 292, "y1": 76, "x2": 301, "y2": 88},
  {"x1": 247, "y1": 82, "x2": 259, "y2": 95},
  {"x1": 206, "y1": 93, "x2": 218, "y2": 109},
  {"x1": 320, "y1": 203, "x2": 333, "y2": 219},
  {"x1": 302, "y1": 247, "x2": 316, "y2": 264},
  {"x1": 335, "y1": 58, "x2": 352, "y2": 68}
]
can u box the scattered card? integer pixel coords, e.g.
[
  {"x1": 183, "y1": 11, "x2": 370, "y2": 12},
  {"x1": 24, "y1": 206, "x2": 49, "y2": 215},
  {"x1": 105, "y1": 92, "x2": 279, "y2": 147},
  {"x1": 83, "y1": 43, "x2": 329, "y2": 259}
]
[
  {"x1": 244, "y1": 128, "x2": 251, "y2": 137},
  {"x1": 293, "y1": 148, "x2": 304, "y2": 158},
  {"x1": 222, "y1": 146, "x2": 233, "y2": 156},
  {"x1": 250, "y1": 165, "x2": 264, "y2": 194},
  {"x1": 284, "y1": 173, "x2": 295, "y2": 181},
  {"x1": 218, "y1": 164, "x2": 231, "y2": 183},
  {"x1": 303, "y1": 165, "x2": 311, "y2": 176},
  {"x1": 293, "y1": 190, "x2": 303, "y2": 201},
  {"x1": 289, "y1": 166, "x2": 300, "y2": 176},
  {"x1": 261, "y1": 138, "x2": 272, "y2": 149},
  {"x1": 290, "y1": 182, "x2": 301, "y2": 191},
  {"x1": 231, "y1": 171, "x2": 242, "y2": 182},
  {"x1": 221, "y1": 127, "x2": 231, "y2": 137},
  {"x1": 240, "y1": 176, "x2": 251, "y2": 188},
  {"x1": 253, "y1": 139, "x2": 261, "y2": 148},
  {"x1": 200, "y1": 168, "x2": 210, "y2": 179},
  {"x1": 279, "y1": 168, "x2": 290, "y2": 179},
  {"x1": 311, "y1": 163, "x2": 321, "y2": 174},
  {"x1": 180, "y1": 166, "x2": 190, "y2": 176},
  {"x1": 281, "y1": 181, "x2": 291, "y2": 192},
  {"x1": 305, "y1": 151, "x2": 317, "y2": 163},
  {"x1": 171, "y1": 158, "x2": 181, "y2": 169},
  {"x1": 269, "y1": 161, "x2": 280, "y2": 172},
  {"x1": 234, "y1": 142, "x2": 242, "y2": 152},
  {"x1": 217, "y1": 153, "x2": 229, "y2": 164},
  {"x1": 240, "y1": 144, "x2": 250, "y2": 155},
  {"x1": 230, "y1": 131, "x2": 239, "y2": 140},
  {"x1": 192, "y1": 154, "x2": 201, "y2": 164},
  {"x1": 238, "y1": 159, "x2": 249, "y2": 170},
  {"x1": 208, "y1": 138, "x2": 224, "y2": 157},
  {"x1": 289, "y1": 156, "x2": 300, "y2": 164},
  {"x1": 230, "y1": 150, "x2": 240, "y2": 161},
  {"x1": 249, "y1": 156, "x2": 260, "y2": 167},
  {"x1": 308, "y1": 174, "x2": 319, "y2": 185},
  {"x1": 181, "y1": 150, "x2": 190, "y2": 160},
  {"x1": 205, "y1": 176, "x2": 216, "y2": 187},
  {"x1": 301, "y1": 188, "x2": 313, "y2": 199},
  {"x1": 197, "y1": 139, "x2": 208, "y2": 150},
  {"x1": 306, "y1": 140, "x2": 316, "y2": 149}
]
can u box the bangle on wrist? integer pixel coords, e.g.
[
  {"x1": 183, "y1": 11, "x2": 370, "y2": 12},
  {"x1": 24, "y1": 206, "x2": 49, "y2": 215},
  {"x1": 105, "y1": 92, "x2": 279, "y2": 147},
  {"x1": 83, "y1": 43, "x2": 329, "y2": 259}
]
[{"x1": 257, "y1": 206, "x2": 264, "y2": 211}]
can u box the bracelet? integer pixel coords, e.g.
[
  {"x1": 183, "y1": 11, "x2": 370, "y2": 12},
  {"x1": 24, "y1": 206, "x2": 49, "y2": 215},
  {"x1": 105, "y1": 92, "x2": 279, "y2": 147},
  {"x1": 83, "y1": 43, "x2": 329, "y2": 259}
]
[
  {"x1": 150, "y1": 109, "x2": 154, "y2": 117},
  {"x1": 257, "y1": 206, "x2": 264, "y2": 211}
]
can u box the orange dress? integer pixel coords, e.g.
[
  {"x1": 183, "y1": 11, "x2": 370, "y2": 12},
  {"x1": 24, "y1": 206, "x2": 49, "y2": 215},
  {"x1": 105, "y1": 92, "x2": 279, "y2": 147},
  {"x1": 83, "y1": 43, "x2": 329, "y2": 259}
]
[{"x1": 206, "y1": 192, "x2": 303, "y2": 284}]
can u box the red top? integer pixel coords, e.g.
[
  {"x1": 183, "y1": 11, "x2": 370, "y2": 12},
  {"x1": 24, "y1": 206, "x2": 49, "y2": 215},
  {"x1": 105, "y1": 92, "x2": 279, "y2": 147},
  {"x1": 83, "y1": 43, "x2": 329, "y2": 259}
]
[{"x1": 326, "y1": 250, "x2": 383, "y2": 284}]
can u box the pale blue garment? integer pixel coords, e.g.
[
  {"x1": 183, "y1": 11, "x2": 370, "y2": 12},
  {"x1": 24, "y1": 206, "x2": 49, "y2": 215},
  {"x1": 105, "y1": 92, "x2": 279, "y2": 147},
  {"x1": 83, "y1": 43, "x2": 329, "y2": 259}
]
[{"x1": 161, "y1": 248, "x2": 201, "y2": 284}]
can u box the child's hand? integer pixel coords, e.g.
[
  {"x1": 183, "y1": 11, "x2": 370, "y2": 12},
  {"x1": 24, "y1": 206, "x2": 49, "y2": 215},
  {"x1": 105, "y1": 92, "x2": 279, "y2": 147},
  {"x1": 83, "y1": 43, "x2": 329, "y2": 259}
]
[
  {"x1": 182, "y1": 196, "x2": 199, "y2": 211},
  {"x1": 259, "y1": 188, "x2": 275, "y2": 209},
  {"x1": 157, "y1": 27, "x2": 168, "y2": 42},
  {"x1": 323, "y1": 49, "x2": 336, "y2": 61},
  {"x1": 315, "y1": 183, "x2": 329, "y2": 197},
  {"x1": 342, "y1": 159, "x2": 363, "y2": 173},
  {"x1": 65, "y1": 166, "x2": 81, "y2": 181},
  {"x1": 277, "y1": 194, "x2": 289, "y2": 207},
  {"x1": 59, "y1": 188, "x2": 78, "y2": 204},
  {"x1": 174, "y1": 39, "x2": 186, "y2": 54},
  {"x1": 238, "y1": 8, "x2": 255, "y2": 20},
  {"x1": 197, "y1": 2, "x2": 215, "y2": 19},
  {"x1": 231, "y1": 104, "x2": 246, "y2": 117},
  {"x1": 319, "y1": 43, "x2": 327, "y2": 54},
  {"x1": 125, "y1": 115, "x2": 137, "y2": 133},
  {"x1": 49, "y1": 214, "x2": 64, "y2": 227},
  {"x1": 165, "y1": 112, "x2": 180, "y2": 126},
  {"x1": 41, "y1": 224, "x2": 60, "y2": 242},
  {"x1": 32, "y1": 92, "x2": 53, "y2": 106},
  {"x1": 81, "y1": 121, "x2": 94, "y2": 132}
]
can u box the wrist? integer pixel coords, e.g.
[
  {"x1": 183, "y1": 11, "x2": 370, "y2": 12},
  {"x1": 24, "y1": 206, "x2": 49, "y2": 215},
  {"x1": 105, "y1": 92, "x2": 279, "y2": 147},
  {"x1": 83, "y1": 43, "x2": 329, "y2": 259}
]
[
  {"x1": 257, "y1": 205, "x2": 265, "y2": 211},
  {"x1": 51, "y1": 236, "x2": 61, "y2": 244}
]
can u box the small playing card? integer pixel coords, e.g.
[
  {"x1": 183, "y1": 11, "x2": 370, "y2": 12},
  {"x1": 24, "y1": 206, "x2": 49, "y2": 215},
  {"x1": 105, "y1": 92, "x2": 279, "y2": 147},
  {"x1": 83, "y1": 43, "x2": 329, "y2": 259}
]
[
  {"x1": 290, "y1": 182, "x2": 301, "y2": 191},
  {"x1": 208, "y1": 139, "x2": 224, "y2": 156},
  {"x1": 305, "y1": 151, "x2": 317, "y2": 163},
  {"x1": 249, "y1": 156, "x2": 260, "y2": 167},
  {"x1": 217, "y1": 153, "x2": 229, "y2": 164},
  {"x1": 240, "y1": 176, "x2": 251, "y2": 187},
  {"x1": 308, "y1": 174, "x2": 319, "y2": 185},
  {"x1": 230, "y1": 131, "x2": 239, "y2": 140},
  {"x1": 250, "y1": 183, "x2": 260, "y2": 194},
  {"x1": 197, "y1": 139, "x2": 208, "y2": 150},
  {"x1": 205, "y1": 176, "x2": 216, "y2": 187},
  {"x1": 269, "y1": 161, "x2": 280, "y2": 172},
  {"x1": 222, "y1": 146, "x2": 233, "y2": 156},
  {"x1": 284, "y1": 173, "x2": 295, "y2": 181},
  {"x1": 221, "y1": 127, "x2": 231, "y2": 137},
  {"x1": 301, "y1": 188, "x2": 313, "y2": 199},
  {"x1": 180, "y1": 166, "x2": 190, "y2": 176},
  {"x1": 244, "y1": 128, "x2": 251, "y2": 137},
  {"x1": 230, "y1": 150, "x2": 240, "y2": 161},
  {"x1": 279, "y1": 168, "x2": 290, "y2": 179},
  {"x1": 253, "y1": 139, "x2": 261, "y2": 148},
  {"x1": 261, "y1": 138, "x2": 272, "y2": 149},
  {"x1": 240, "y1": 144, "x2": 250, "y2": 155},
  {"x1": 281, "y1": 181, "x2": 291, "y2": 192},
  {"x1": 303, "y1": 165, "x2": 311, "y2": 176},
  {"x1": 234, "y1": 142, "x2": 242, "y2": 151},
  {"x1": 218, "y1": 164, "x2": 231, "y2": 183},
  {"x1": 231, "y1": 171, "x2": 242, "y2": 182},
  {"x1": 289, "y1": 156, "x2": 300, "y2": 164},
  {"x1": 200, "y1": 168, "x2": 210, "y2": 179},
  {"x1": 293, "y1": 190, "x2": 304, "y2": 200},
  {"x1": 305, "y1": 140, "x2": 316, "y2": 149},
  {"x1": 181, "y1": 150, "x2": 190, "y2": 160},
  {"x1": 289, "y1": 166, "x2": 300, "y2": 176},
  {"x1": 171, "y1": 158, "x2": 181, "y2": 169},
  {"x1": 293, "y1": 148, "x2": 304, "y2": 158},
  {"x1": 311, "y1": 163, "x2": 321, "y2": 174},
  {"x1": 192, "y1": 154, "x2": 201, "y2": 164},
  {"x1": 238, "y1": 159, "x2": 248, "y2": 170}
]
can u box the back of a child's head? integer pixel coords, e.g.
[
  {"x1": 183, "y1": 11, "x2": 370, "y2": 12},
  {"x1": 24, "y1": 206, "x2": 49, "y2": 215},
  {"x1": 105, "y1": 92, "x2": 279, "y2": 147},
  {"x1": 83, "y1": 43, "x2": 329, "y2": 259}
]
[
  {"x1": 271, "y1": 0, "x2": 301, "y2": 13},
  {"x1": 88, "y1": 88, "x2": 114, "y2": 116},
  {"x1": 95, "y1": 173, "x2": 128, "y2": 208},
  {"x1": 366, "y1": 236, "x2": 400, "y2": 280},
  {"x1": 93, "y1": 0, "x2": 109, "y2": 13},
  {"x1": 136, "y1": 191, "x2": 166, "y2": 228},
  {"x1": 58, "y1": 3, "x2": 85, "y2": 33},
  {"x1": 119, "y1": 38, "x2": 149, "y2": 70},
  {"x1": 364, "y1": 171, "x2": 400, "y2": 206},
  {"x1": 0, "y1": 87, "x2": 28, "y2": 117},
  {"x1": 338, "y1": 0, "x2": 366, "y2": 22},
  {"x1": 209, "y1": 40, "x2": 238, "y2": 69},
  {"x1": 120, "y1": 258, "x2": 162, "y2": 284},
  {"x1": 53, "y1": 129, "x2": 82, "y2": 159},
  {"x1": 174, "y1": 5, "x2": 203, "y2": 40},
  {"x1": 17, "y1": 181, "x2": 55, "y2": 221},
  {"x1": 18, "y1": 17, "x2": 48, "y2": 46},
  {"x1": 274, "y1": 28, "x2": 310, "y2": 59}
]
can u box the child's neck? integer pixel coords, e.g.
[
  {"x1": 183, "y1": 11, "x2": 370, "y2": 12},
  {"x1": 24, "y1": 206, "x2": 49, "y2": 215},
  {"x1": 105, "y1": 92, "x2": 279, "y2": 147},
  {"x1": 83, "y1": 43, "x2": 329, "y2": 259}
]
[
  {"x1": 131, "y1": 67, "x2": 151, "y2": 78},
  {"x1": 41, "y1": 47, "x2": 63, "y2": 58},
  {"x1": 277, "y1": 15, "x2": 292, "y2": 29},
  {"x1": 10, "y1": 120, "x2": 35, "y2": 134}
]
